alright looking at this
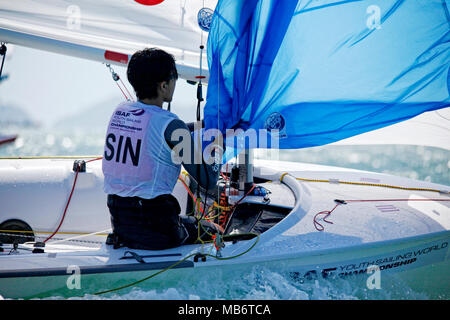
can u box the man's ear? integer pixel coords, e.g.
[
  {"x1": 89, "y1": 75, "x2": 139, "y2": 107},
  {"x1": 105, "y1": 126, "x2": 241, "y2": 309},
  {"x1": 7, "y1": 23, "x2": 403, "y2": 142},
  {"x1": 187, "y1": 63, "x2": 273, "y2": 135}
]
[
  {"x1": 160, "y1": 81, "x2": 169, "y2": 92},
  {"x1": 156, "y1": 81, "x2": 165, "y2": 95}
]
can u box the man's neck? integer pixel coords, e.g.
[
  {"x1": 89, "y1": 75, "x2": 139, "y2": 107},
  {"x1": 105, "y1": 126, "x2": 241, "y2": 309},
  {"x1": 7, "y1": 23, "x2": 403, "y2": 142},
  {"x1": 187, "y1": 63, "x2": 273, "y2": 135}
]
[{"x1": 140, "y1": 97, "x2": 163, "y2": 108}]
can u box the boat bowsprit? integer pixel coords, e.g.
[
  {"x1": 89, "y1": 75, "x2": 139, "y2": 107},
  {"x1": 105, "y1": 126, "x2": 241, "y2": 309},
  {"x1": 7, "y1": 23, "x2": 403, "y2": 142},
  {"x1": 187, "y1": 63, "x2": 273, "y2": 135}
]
[{"x1": 0, "y1": 158, "x2": 449, "y2": 299}]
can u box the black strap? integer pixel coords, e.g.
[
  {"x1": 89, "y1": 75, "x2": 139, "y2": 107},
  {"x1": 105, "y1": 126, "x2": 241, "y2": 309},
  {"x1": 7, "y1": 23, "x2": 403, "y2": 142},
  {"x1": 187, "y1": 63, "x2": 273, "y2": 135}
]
[
  {"x1": 121, "y1": 251, "x2": 145, "y2": 263},
  {"x1": 0, "y1": 43, "x2": 7, "y2": 79},
  {"x1": 196, "y1": 82, "x2": 203, "y2": 121}
]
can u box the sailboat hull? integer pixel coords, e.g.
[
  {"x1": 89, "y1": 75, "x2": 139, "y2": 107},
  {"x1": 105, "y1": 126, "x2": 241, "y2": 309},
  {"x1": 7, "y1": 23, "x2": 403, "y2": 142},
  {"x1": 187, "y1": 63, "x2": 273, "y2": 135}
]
[
  {"x1": 0, "y1": 231, "x2": 448, "y2": 299},
  {"x1": 0, "y1": 157, "x2": 449, "y2": 299}
]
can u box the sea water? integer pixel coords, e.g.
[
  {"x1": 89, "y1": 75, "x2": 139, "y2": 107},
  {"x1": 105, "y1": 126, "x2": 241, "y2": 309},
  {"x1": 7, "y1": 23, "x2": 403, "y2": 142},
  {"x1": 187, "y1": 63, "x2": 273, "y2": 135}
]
[{"x1": 1, "y1": 125, "x2": 449, "y2": 300}]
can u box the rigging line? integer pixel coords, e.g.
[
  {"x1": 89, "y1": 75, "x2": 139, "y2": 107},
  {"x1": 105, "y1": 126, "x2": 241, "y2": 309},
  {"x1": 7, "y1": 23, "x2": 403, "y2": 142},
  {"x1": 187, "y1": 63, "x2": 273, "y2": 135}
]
[
  {"x1": 119, "y1": 77, "x2": 134, "y2": 101},
  {"x1": 93, "y1": 233, "x2": 260, "y2": 296},
  {"x1": 115, "y1": 79, "x2": 130, "y2": 101},
  {"x1": 0, "y1": 229, "x2": 109, "y2": 236},
  {"x1": 43, "y1": 163, "x2": 80, "y2": 243},
  {"x1": 217, "y1": 4, "x2": 222, "y2": 212},
  {"x1": 106, "y1": 63, "x2": 133, "y2": 101},
  {"x1": 264, "y1": 173, "x2": 449, "y2": 194},
  {"x1": 178, "y1": 175, "x2": 204, "y2": 215},
  {"x1": 201, "y1": 0, "x2": 205, "y2": 50},
  {"x1": 0, "y1": 43, "x2": 6, "y2": 78},
  {"x1": 0, "y1": 232, "x2": 103, "y2": 245},
  {"x1": 42, "y1": 157, "x2": 102, "y2": 243},
  {"x1": 223, "y1": 184, "x2": 256, "y2": 232},
  {"x1": 294, "y1": 177, "x2": 449, "y2": 194},
  {"x1": 86, "y1": 156, "x2": 103, "y2": 163},
  {"x1": 313, "y1": 198, "x2": 450, "y2": 232},
  {"x1": 0, "y1": 155, "x2": 101, "y2": 160},
  {"x1": 49, "y1": 228, "x2": 112, "y2": 245}
]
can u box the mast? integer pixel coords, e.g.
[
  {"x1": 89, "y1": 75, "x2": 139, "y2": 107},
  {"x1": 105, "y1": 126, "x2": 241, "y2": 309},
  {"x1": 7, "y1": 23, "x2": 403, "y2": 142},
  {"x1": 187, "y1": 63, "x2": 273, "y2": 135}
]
[{"x1": 237, "y1": 148, "x2": 254, "y2": 193}]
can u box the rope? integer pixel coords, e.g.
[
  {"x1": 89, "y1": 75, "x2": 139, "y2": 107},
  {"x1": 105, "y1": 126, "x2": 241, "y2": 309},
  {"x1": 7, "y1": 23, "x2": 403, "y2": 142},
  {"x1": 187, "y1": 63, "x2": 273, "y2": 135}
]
[
  {"x1": 265, "y1": 175, "x2": 448, "y2": 194},
  {"x1": 313, "y1": 198, "x2": 450, "y2": 232},
  {"x1": 0, "y1": 155, "x2": 102, "y2": 160},
  {"x1": 0, "y1": 231, "x2": 104, "y2": 245},
  {"x1": 0, "y1": 156, "x2": 104, "y2": 244},
  {"x1": 114, "y1": 81, "x2": 130, "y2": 101},
  {"x1": 0, "y1": 229, "x2": 108, "y2": 237},
  {"x1": 106, "y1": 64, "x2": 134, "y2": 101},
  {"x1": 222, "y1": 184, "x2": 256, "y2": 232},
  {"x1": 43, "y1": 164, "x2": 81, "y2": 242},
  {"x1": 295, "y1": 177, "x2": 448, "y2": 194},
  {"x1": 43, "y1": 157, "x2": 104, "y2": 243},
  {"x1": 2, "y1": 157, "x2": 444, "y2": 196},
  {"x1": 119, "y1": 77, "x2": 134, "y2": 101},
  {"x1": 0, "y1": 43, "x2": 6, "y2": 79},
  {"x1": 178, "y1": 175, "x2": 204, "y2": 215},
  {"x1": 86, "y1": 156, "x2": 103, "y2": 163},
  {"x1": 93, "y1": 232, "x2": 259, "y2": 296},
  {"x1": 280, "y1": 172, "x2": 289, "y2": 182}
]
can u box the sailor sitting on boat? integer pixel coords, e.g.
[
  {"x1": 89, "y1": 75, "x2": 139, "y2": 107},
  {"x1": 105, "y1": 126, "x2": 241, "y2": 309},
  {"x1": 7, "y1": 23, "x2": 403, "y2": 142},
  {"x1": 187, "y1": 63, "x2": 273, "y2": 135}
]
[{"x1": 102, "y1": 48, "x2": 222, "y2": 250}]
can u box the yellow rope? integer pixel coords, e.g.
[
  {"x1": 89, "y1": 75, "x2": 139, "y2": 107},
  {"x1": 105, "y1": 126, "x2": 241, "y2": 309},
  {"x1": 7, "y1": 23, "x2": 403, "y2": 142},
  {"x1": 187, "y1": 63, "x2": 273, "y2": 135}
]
[
  {"x1": 280, "y1": 172, "x2": 289, "y2": 182},
  {"x1": 294, "y1": 177, "x2": 446, "y2": 194},
  {"x1": 264, "y1": 174, "x2": 446, "y2": 194},
  {"x1": 93, "y1": 233, "x2": 260, "y2": 296},
  {"x1": 212, "y1": 201, "x2": 231, "y2": 211},
  {"x1": 4, "y1": 156, "x2": 442, "y2": 193},
  {"x1": 0, "y1": 155, "x2": 102, "y2": 160},
  {"x1": 0, "y1": 229, "x2": 108, "y2": 236}
]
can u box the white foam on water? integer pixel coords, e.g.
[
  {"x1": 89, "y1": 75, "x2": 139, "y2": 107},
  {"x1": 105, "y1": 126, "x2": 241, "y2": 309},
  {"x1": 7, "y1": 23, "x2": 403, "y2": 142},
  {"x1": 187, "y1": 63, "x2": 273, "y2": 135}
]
[{"x1": 34, "y1": 265, "x2": 433, "y2": 301}]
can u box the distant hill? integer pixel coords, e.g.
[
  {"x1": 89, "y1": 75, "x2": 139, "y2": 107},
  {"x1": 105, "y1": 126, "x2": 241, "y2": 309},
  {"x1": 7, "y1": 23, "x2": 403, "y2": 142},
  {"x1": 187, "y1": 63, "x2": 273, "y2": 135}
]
[
  {"x1": 52, "y1": 96, "x2": 198, "y2": 133},
  {"x1": 52, "y1": 98, "x2": 117, "y2": 133},
  {"x1": 0, "y1": 103, "x2": 39, "y2": 128}
]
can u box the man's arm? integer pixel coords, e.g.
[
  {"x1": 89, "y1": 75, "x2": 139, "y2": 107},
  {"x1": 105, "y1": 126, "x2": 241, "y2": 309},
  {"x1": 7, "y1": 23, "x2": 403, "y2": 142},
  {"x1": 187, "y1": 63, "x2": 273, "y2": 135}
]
[
  {"x1": 185, "y1": 120, "x2": 204, "y2": 132},
  {"x1": 164, "y1": 119, "x2": 219, "y2": 192}
]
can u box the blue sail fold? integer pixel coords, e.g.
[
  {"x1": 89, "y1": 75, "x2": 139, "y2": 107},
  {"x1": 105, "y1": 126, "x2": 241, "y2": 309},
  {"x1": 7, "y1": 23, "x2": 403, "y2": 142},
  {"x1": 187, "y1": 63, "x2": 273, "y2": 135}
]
[{"x1": 203, "y1": 0, "x2": 450, "y2": 157}]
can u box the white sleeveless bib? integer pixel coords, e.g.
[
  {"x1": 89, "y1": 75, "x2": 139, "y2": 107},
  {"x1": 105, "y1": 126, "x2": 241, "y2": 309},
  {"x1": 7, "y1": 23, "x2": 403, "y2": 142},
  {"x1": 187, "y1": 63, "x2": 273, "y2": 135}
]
[{"x1": 102, "y1": 101, "x2": 180, "y2": 199}]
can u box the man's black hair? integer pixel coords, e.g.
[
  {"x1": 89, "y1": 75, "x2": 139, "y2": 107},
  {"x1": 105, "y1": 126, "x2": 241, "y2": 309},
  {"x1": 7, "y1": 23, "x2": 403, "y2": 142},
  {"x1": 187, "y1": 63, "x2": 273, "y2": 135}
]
[{"x1": 127, "y1": 48, "x2": 178, "y2": 100}]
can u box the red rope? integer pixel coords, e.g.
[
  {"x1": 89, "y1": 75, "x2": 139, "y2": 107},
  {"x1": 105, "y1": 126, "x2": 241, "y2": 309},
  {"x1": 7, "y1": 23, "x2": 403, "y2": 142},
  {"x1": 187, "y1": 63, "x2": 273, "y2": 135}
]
[
  {"x1": 178, "y1": 175, "x2": 204, "y2": 215},
  {"x1": 313, "y1": 198, "x2": 450, "y2": 232},
  {"x1": 43, "y1": 157, "x2": 103, "y2": 243},
  {"x1": 119, "y1": 77, "x2": 134, "y2": 101},
  {"x1": 115, "y1": 81, "x2": 130, "y2": 101},
  {"x1": 221, "y1": 184, "x2": 256, "y2": 230},
  {"x1": 313, "y1": 204, "x2": 340, "y2": 232},
  {"x1": 43, "y1": 166, "x2": 80, "y2": 243},
  {"x1": 86, "y1": 156, "x2": 103, "y2": 163}
]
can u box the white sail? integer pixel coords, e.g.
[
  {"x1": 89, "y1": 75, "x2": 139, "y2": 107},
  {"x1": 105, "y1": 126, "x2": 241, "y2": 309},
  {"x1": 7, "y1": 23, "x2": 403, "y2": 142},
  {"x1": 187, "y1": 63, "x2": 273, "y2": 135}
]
[
  {"x1": 0, "y1": 0, "x2": 217, "y2": 81},
  {"x1": 332, "y1": 108, "x2": 450, "y2": 151}
]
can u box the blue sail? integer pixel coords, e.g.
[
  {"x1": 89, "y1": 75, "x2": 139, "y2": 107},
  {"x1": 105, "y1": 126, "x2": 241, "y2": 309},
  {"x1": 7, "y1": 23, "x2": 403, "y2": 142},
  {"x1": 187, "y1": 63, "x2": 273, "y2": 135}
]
[{"x1": 203, "y1": 0, "x2": 450, "y2": 155}]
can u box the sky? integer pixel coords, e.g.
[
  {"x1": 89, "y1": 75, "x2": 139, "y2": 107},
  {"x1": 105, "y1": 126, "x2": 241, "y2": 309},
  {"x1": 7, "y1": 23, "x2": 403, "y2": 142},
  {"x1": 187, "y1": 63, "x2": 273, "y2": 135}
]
[{"x1": 0, "y1": 44, "x2": 201, "y2": 127}]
